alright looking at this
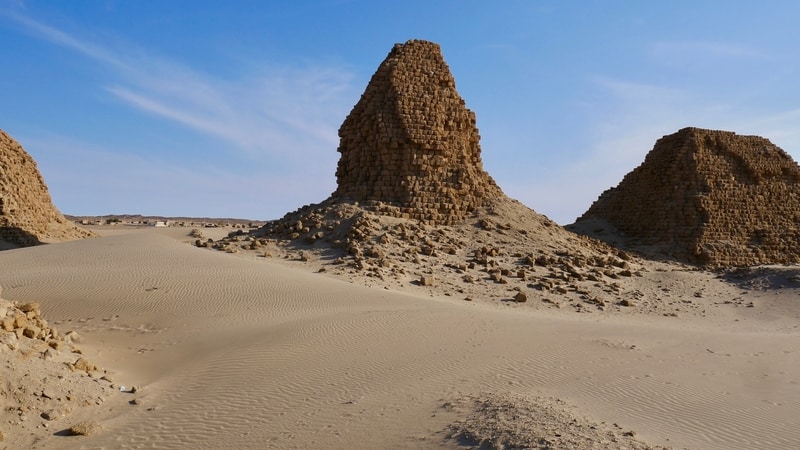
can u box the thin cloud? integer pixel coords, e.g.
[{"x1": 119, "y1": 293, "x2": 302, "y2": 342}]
[
  {"x1": 3, "y1": 10, "x2": 127, "y2": 69},
  {"x1": 5, "y1": 11, "x2": 356, "y2": 164},
  {"x1": 590, "y1": 76, "x2": 688, "y2": 103},
  {"x1": 649, "y1": 40, "x2": 768, "y2": 61},
  {"x1": 106, "y1": 86, "x2": 263, "y2": 151}
]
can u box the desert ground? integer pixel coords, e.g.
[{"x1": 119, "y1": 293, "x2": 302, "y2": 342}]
[{"x1": 1, "y1": 220, "x2": 799, "y2": 449}]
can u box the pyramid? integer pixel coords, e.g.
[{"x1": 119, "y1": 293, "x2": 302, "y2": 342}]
[
  {"x1": 334, "y1": 39, "x2": 503, "y2": 225},
  {"x1": 0, "y1": 129, "x2": 94, "y2": 248},
  {"x1": 573, "y1": 127, "x2": 800, "y2": 266},
  {"x1": 210, "y1": 40, "x2": 645, "y2": 308}
]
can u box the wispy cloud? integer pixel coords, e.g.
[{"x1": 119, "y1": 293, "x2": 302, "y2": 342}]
[
  {"x1": 649, "y1": 40, "x2": 768, "y2": 61},
  {"x1": 0, "y1": 10, "x2": 359, "y2": 217},
  {"x1": 4, "y1": 10, "x2": 127, "y2": 68},
  {"x1": 590, "y1": 77, "x2": 688, "y2": 104},
  {"x1": 4, "y1": 11, "x2": 356, "y2": 165}
]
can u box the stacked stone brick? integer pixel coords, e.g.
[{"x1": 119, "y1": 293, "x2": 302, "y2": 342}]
[
  {"x1": 334, "y1": 39, "x2": 503, "y2": 225},
  {"x1": 575, "y1": 127, "x2": 800, "y2": 266},
  {"x1": 0, "y1": 129, "x2": 93, "y2": 247}
]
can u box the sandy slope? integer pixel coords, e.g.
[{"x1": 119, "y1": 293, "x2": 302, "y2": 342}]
[{"x1": 1, "y1": 226, "x2": 799, "y2": 449}]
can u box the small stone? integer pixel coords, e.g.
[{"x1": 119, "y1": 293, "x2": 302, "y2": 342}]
[
  {"x1": 69, "y1": 421, "x2": 101, "y2": 436},
  {"x1": 72, "y1": 357, "x2": 96, "y2": 373},
  {"x1": 22, "y1": 326, "x2": 40, "y2": 339},
  {"x1": 42, "y1": 348, "x2": 57, "y2": 361},
  {"x1": 64, "y1": 330, "x2": 82, "y2": 344},
  {"x1": 514, "y1": 292, "x2": 528, "y2": 303},
  {"x1": 13, "y1": 314, "x2": 27, "y2": 329},
  {"x1": 18, "y1": 302, "x2": 40, "y2": 313},
  {"x1": 419, "y1": 275, "x2": 435, "y2": 286},
  {"x1": 41, "y1": 409, "x2": 60, "y2": 421},
  {"x1": 619, "y1": 299, "x2": 634, "y2": 307}
]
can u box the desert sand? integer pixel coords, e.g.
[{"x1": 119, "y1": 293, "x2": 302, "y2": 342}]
[
  {"x1": 2, "y1": 39, "x2": 800, "y2": 450},
  {"x1": 1, "y1": 222, "x2": 799, "y2": 449}
]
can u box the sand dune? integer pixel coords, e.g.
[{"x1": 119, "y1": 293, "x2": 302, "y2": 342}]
[{"x1": 1, "y1": 226, "x2": 799, "y2": 449}]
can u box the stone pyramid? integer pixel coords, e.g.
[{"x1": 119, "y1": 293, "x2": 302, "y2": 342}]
[
  {"x1": 573, "y1": 127, "x2": 800, "y2": 266},
  {"x1": 0, "y1": 129, "x2": 94, "y2": 248},
  {"x1": 334, "y1": 39, "x2": 503, "y2": 225}
]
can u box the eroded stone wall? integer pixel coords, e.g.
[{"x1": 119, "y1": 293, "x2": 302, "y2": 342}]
[
  {"x1": 334, "y1": 40, "x2": 503, "y2": 225},
  {"x1": 0, "y1": 129, "x2": 93, "y2": 246},
  {"x1": 576, "y1": 127, "x2": 800, "y2": 266}
]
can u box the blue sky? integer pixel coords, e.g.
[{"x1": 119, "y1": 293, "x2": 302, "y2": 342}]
[{"x1": 2, "y1": 1, "x2": 800, "y2": 223}]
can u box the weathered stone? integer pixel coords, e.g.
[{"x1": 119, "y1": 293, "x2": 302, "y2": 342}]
[
  {"x1": 40, "y1": 409, "x2": 60, "y2": 421},
  {"x1": 42, "y1": 348, "x2": 57, "y2": 360},
  {"x1": 514, "y1": 291, "x2": 528, "y2": 303},
  {"x1": 13, "y1": 314, "x2": 26, "y2": 329},
  {"x1": 64, "y1": 330, "x2": 82, "y2": 344},
  {"x1": 574, "y1": 127, "x2": 800, "y2": 267},
  {"x1": 334, "y1": 40, "x2": 503, "y2": 225},
  {"x1": 0, "y1": 129, "x2": 95, "y2": 247},
  {"x1": 72, "y1": 357, "x2": 96, "y2": 373},
  {"x1": 22, "y1": 325, "x2": 40, "y2": 339},
  {"x1": 18, "y1": 302, "x2": 40, "y2": 313},
  {"x1": 419, "y1": 275, "x2": 435, "y2": 286},
  {"x1": 69, "y1": 421, "x2": 101, "y2": 436}
]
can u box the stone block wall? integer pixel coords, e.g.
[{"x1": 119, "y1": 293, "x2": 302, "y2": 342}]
[
  {"x1": 576, "y1": 127, "x2": 800, "y2": 266},
  {"x1": 334, "y1": 40, "x2": 503, "y2": 225},
  {"x1": 0, "y1": 129, "x2": 94, "y2": 246}
]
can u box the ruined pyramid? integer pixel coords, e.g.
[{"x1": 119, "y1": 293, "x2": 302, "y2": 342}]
[
  {"x1": 334, "y1": 39, "x2": 503, "y2": 225},
  {"x1": 0, "y1": 129, "x2": 94, "y2": 248},
  {"x1": 573, "y1": 127, "x2": 800, "y2": 266},
  {"x1": 209, "y1": 39, "x2": 642, "y2": 309}
]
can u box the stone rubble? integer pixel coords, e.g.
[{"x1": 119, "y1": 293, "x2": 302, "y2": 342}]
[{"x1": 1, "y1": 291, "x2": 118, "y2": 447}]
